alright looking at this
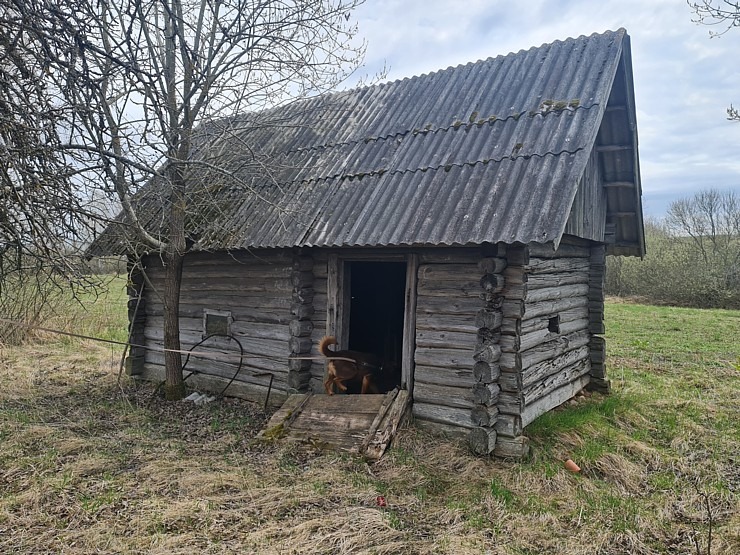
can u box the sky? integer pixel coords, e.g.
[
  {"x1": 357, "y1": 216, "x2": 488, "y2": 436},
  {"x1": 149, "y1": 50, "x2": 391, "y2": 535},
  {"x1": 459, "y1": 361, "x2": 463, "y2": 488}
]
[{"x1": 348, "y1": 0, "x2": 740, "y2": 217}]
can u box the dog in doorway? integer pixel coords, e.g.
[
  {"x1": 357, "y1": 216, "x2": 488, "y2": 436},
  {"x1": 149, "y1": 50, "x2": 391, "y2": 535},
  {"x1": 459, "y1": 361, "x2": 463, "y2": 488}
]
[{"x1": 319, "y1": 336, "x2": 381, "y2": 395}]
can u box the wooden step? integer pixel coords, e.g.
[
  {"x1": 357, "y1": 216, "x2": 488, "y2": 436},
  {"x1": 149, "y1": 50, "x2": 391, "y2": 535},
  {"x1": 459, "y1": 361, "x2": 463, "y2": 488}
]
[{"x1": 259, "y1": 390, "x2": 410, "y2": 460}]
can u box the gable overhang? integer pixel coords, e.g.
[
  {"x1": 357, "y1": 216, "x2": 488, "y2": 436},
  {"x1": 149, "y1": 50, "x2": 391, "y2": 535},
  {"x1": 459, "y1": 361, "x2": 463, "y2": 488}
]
[{"x1": 598, "y1": 35, "x2": 645, "y2": 257}]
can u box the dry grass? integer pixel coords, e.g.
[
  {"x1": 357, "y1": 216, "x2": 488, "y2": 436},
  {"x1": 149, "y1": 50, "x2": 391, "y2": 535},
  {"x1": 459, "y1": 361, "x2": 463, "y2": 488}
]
[{"x1": 0, "y1": 294, "x2": 738, "y2": 554}]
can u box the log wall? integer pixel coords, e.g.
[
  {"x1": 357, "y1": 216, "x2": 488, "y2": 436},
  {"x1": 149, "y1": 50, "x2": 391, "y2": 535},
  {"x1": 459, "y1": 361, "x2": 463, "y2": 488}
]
[
  {"x1": 587, "y1": 245, "x2": 609, "y2": 392},
  {"x1": 496, "y1": 240, "x2": 595, "y2": 456},
  {"x1": 412, "y1": 247, "x2": 503, "y2": 438},
  {"x1": 139, "y1": 250, "x2": 293, "y2": 404},
  {"x1": 288, "y1": 252, "x2": 314, "y2": 392},
  {"x1": 309, "y1": 251, "x2": 329, "y2": 392}
]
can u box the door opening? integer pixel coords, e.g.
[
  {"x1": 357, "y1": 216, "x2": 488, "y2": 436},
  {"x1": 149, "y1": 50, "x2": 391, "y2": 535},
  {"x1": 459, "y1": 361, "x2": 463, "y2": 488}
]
[{"x1": 346, "y1": 261, "x2": 406, "y2": 394}]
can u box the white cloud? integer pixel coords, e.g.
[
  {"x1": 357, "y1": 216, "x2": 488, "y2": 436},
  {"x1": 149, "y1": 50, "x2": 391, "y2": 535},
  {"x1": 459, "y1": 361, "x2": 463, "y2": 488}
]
[{"x1": 351, "y1": 0, "x2": 740, "y2": 215}]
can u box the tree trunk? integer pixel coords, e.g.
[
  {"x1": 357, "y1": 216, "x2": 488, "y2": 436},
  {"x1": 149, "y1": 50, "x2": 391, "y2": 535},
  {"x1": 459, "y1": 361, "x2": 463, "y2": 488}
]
[
  {"x1": 163, "y1": 162, "x2": 187, "y2": 400},
  {"x1": 163, "y1": 245, "x2": 185, "y2": 399}
]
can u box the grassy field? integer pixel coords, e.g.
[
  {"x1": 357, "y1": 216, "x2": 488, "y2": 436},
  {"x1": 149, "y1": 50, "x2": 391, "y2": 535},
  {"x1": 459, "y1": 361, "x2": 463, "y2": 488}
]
[{"x1": 0, "y1": 288, "x2": 738, "y2": 554}]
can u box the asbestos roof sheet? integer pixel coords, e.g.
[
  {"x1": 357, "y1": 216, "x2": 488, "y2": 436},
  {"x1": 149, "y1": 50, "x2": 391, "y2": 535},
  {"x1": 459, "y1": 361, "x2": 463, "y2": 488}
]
[{"x1": 91, "y1": 29, "x2": 633, "y2": 255}]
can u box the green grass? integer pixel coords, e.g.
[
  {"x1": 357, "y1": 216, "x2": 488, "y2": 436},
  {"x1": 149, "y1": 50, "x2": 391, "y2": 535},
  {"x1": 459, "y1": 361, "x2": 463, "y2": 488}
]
[{"x1": 0, "y1": 297, "x2": 737, "y2": 553}]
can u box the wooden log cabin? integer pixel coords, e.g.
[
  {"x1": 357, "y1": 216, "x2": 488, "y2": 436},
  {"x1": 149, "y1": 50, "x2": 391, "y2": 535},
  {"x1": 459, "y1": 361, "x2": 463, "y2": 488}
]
[{"x1": 91, "y1": 29, "x2": 645, "y2": 457}]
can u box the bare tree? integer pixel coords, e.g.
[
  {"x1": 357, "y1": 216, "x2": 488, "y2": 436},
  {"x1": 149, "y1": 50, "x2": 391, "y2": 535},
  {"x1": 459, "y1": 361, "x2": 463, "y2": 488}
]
[
  {"x1": 689, "y1": 1, "x2": 740, "y2": 120},
  {"x1": 1, "y1": 2, "x2": 104, "y2": 342},
  {"x1": 666, "y1": 189, "x2": 740, "y2": 286},
  {"x1": 5, "y1": 0, "x2": 367, "y2": 398}
]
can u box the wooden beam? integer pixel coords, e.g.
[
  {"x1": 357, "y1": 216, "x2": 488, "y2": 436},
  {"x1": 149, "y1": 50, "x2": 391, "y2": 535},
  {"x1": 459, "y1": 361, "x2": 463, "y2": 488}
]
[
  {"x1": 607, "y1": 211, "x2": 637, "y2": 218},
  {"x1": 603, "y1": 181, "x2": 635, "y2": 188},
  {"x1": 596, "y1": 144, "x2": 632, "y2": 152},
  {"x1": 402, "y1": 254, "x2": 419, "y2": 393}
]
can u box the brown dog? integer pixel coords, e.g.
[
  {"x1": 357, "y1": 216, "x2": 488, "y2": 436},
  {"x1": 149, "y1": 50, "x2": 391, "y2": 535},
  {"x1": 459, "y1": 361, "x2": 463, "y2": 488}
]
[{"x1": 319, "y1": 336, "x2": 381, "y2": 395}]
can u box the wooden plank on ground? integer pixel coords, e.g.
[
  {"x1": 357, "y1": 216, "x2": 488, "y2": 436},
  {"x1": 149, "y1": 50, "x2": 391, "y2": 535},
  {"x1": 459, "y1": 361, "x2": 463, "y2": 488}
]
[{"x1": 258, "y1": 392, "x2": 409, "y2": 458}]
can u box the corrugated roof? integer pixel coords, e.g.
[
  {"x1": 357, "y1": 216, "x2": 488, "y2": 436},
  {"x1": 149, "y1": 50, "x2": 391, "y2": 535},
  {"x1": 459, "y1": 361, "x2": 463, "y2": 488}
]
[{"x1": 91, "y1": 29, "x2": 637, "y2": 255}]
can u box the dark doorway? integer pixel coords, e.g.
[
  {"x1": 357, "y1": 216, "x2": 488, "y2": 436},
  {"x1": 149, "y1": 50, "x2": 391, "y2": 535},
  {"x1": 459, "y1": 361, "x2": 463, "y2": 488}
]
[{"x1": 347, "y1": 261, "x2": 406, "y2": 393}]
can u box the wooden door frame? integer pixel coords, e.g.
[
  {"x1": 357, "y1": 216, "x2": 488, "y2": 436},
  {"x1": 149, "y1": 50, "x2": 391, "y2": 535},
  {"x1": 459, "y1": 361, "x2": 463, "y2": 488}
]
[{"x1": 326, "y1": 252, "x2": 418, "y2": 394}]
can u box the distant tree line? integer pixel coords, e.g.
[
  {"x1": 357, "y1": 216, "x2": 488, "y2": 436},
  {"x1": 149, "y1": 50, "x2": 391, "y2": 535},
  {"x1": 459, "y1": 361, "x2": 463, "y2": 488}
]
[{"x1": 606, "y1": 189, "x2": 740, "y2": 309}]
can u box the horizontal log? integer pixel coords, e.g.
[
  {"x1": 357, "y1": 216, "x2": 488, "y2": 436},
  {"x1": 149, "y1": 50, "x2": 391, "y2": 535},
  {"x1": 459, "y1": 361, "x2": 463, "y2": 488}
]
[
  {"x1": 559, "y1": 317, "x2": 590, "y2": 335},
  {"x1": 590, "y1": 348, "x2": 606, "y2": 365},
  {"x1": 418, "y1": 249, "x2": 487, "y2": 264},
  {"x1": 287, "y1": 370, "x2": 312, "y2": 391},
  {"x1": 178, "y1": 251, "x2": 291, "y2": 267},
  {"x1": 478, "y1": 257, "x2": 507, "y2": 274},
  {"x1": 472, "y1": 382, "x2": 500, "y2": 406},
  {"x1": 288, "y1": 336, "x2": 313, "y2": 354},
  {"x1": 522, "y1": 345, "x2": 590, "y2": 389},
  {"x1": 522, "y1": 296, "x2": 589, "y2": 322},
  {"x1": 501, "y1": 283, "x2": 526, "y2": 300},
  {"x1": 174, "y1": 278, "x2": 293, "y2": 293},
  {"x1": 495, "y1": 414, "x2": 523, "y2": 437},
  {"x1": 590, "y1": 361, "x2": 606, "y2": 379},
  {"x1": 471, "y1": 405, "x2": 499, "y2": 427},
  {"x1": 525, "y1": 284, "x2": 589, "y2": 304},
  {"x1": 416, "y1": 296, "x2": 481, "y2": 316},
  {"x1": 414, "y1": 347, "x2": 472, "y2": 369},
  {"x1": 477, "y1": 327, "x2": 501, "y2": 345},
  {"x1": 506, "y1": 246, "x2": 529, "y2": 266},
  {"x1": 417, "y1": 264, "x2": 480, "y2": 282},
  {"x1": 415, "y1": 329, "x2": 477, "y2": 350},
  {"x1": 145, "y1": 291, "x2": 294, "y2": 311},
  {"x1": 521, "y1": 373, "x2": 591, "y2": 427},
  {"x1": 480, "y1": 273, "x2": 505, "y2": 294},
  {"x1": 417, "y1": 281, "x2": 486, "y2": 298},
  {"x1": 414, "y1": 365, "x2": 474, "y2": 387},
  {"x1": 473, "y1": 343, "x2": 501, "y2": 364},
  {"x1": 502, "y1": 299, "x2": 524, "y2": 319},
  {"x1": 509, "y1": 306, "x2": 588, "y2": 335},
  {"x1": 144, "y1": 316, "x2": 291, "y2": 342},
  {"x1": 291, "y1": 304, "x2": 314, "y2": 320},
  {"x1": 288, "y1": 358, "x2": 312, "y2": 372},
  {"x1": 416, "y1": 315, "x2": 478, "y2": 334},
  {"x1": 503, "y1": 266, "x2": 527, "y2": 285},
  {"x1": 475, "y1": 309, "x2": 503, "y2": 329},
  {"x1": 587, "y1": 377, "x2": 610, "y2": 394},
  {"x1": 158, "y1": 266, "x2": 294, "y2": 280},
  {"x1": 493, "y1": 435, "x2": 529, "y2": 459},
  {"x1": 144, "y1": 350, "x2": 288, "y2": 383},
  {"x1": 469, "y1": 427, "x2": 497, "y2": 455},
  {"x1": 140, "y1": 365, "x2": 287, "y2": 408},
  {"x1": 497, "y1": 391, "x2": 522, "y2": 415},
  {"x1": 500, "y1": 317, "x2": 521, "y2": 335},
  {"x1": 413, "y1": 402, "x2": 475, "y2": 430},
  {"x1": 292, "y1": 271, "x2": 313, "y2": 288},
  {"x1": 498, "y1": 371, "x2": 520, "y2": 392},
  {"x1": 292, "y1": 256, "x2": 314, "y2": 271},
  {"x1": 289, "y1": 320, "x2": 314, "y2": 338},
  {"x1": 520, "y1": 330, "x2": 590, "y2": 370},
  {"x1": 146, "y1": 303, "x2": 292, "y2": 325},
  {"x1": 473, "y1": 360, "x2": 501, "y2": 383},
  {"x1": 292, "y1": 288, "x2": 314, "y2": 304},
  {"x1": 144, "y1": 328, "x2": 290, "y2": 360},
  {"x1": 499, "y1": 351, "x2": 521, "y2": 372},
  {"x1": 481, "y1": 292, "x2": 505, "y2": 307},
  {"x1": 522, "y1": 359, "x2": 591, "y2": 406},
  {"x1": 528, "y1": 243, "x2": 590, "y2": 258},
  {"x1": 525, "y1": 258, "x2": 590, "y2": 275},
  {"x1": 413, "y1": 381, "x2": 475, "y2": 409}
]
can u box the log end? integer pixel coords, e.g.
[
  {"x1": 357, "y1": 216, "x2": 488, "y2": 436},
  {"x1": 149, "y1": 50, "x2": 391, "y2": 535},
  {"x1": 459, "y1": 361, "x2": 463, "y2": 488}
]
[{"x1": 468, "y1": 427, "x2": 497, "y2": 455}]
